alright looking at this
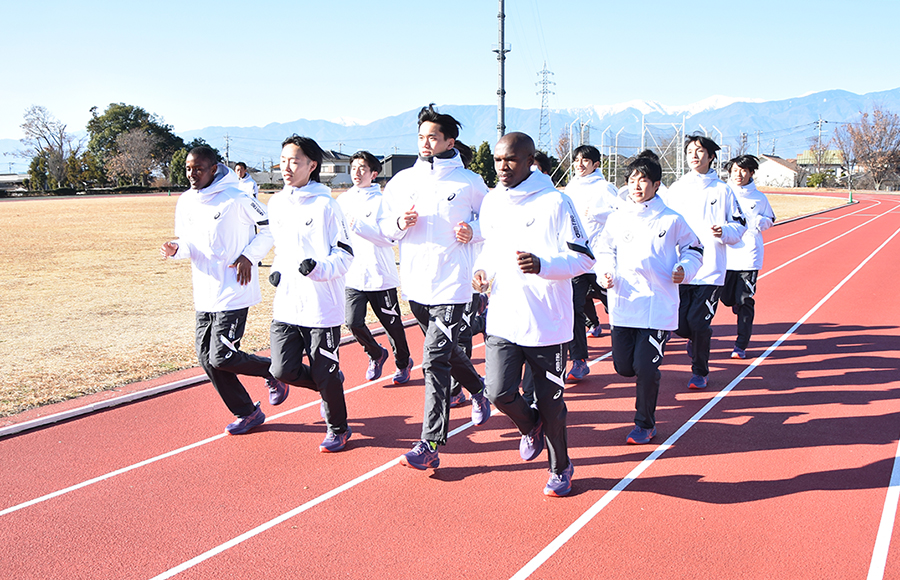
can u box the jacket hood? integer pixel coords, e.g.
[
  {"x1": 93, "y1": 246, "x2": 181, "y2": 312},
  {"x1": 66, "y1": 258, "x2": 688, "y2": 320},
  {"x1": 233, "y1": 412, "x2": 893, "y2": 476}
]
[
  {"x1": 413, "y1": 149, "x2": 464, "y2": 177},
  {"x1": 197, "y1": 163, "x2": 240, "y2": 200},
  {"x1": 500, "y1": 170, "x2": 558, "y2": 202},
  {"x1": 681, "y1": 168, "x2": 721, "y2": 189},
  {"x1": 571, "y1": 168, "x2": 609, "y2": 187},
  {"x1": 285, "y1": 180, "x2": 332, "y2": 199}
]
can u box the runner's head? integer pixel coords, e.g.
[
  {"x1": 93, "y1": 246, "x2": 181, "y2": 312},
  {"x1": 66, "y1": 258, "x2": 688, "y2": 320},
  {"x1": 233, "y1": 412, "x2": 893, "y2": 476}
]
[
  {"x1": 417, "y1": 104, "x2": 461, "y2": 158},
  {"x1": 350, "y1": 150, "x2": 381, "y2": 188},
  {"x1": 625, "y1": 156, "x2": 662, "y2": 204},
  {"x1": 573, "y1": 145, "x2": 601, "y2": 177},
  {"x1": 684, "y1": 134, "x2": 720, "y2": 175},
  {"x1": 725, "y1": 154, "x2": 759, "y2": 187},
  {"x1": 281, "y1": 135, "x2": 324, "y2": 187},
  {"x1": 494, "y1": 132, "x2": 536, "y2": 189}
]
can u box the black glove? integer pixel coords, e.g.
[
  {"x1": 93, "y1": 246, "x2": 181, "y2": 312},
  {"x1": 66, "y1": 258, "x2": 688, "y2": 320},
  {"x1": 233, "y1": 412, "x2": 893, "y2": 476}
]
[
  {"x1": 299, "y1": 259, "x2": 317, "y2": 276},
  {"x1": 268, "y1": 271, "x2": 281, "y2": 287}
]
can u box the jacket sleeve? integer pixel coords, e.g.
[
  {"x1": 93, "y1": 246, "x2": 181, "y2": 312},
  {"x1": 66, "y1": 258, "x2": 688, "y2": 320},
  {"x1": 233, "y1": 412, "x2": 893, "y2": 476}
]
[
  {"x1": 170, "y1": 195, "x2": 194, "y2": 260},
  {"x1": 306, "y1": 201, "x2": 354, "y2": 282},
  {"x1": 755, "y1": 195, "x2": 776, "y2": 234},
  {"x1": 352, "y1": 196, "x2": 397, "y2": 247},
  {"x1": 467, "y1": 176, "x2": 489, "y2": 245},
  {"x1": 237, "y1": 194, "x2": 274, "y2": 263},
  {"x1": 719, "y1": 187, "x2": 747, "y2": 246},
  {"x1": 675, "y1": 218, "x2": 704, "y2": 285},
  {"x1": 538, "y1": 193, "x2": 596, "y2": 280},
  {"x1": 593, "y1": 219, "x2": 617, "y2": 281},
  {"x1": 377, "y1": 180, "x2": 409, "y2": 241}
]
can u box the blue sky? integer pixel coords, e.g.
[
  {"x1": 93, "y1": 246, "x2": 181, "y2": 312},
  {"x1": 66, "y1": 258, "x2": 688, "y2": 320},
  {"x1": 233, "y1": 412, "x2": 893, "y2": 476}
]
[{"x1": 2, "y1": 0, "x2": 898, "y2": 147}]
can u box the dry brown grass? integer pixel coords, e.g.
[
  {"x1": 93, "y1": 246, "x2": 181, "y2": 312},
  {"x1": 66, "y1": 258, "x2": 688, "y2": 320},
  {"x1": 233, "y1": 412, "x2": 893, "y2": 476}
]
[{"x1": 0, "y1": 190, "x2": 849, "y2": 417}]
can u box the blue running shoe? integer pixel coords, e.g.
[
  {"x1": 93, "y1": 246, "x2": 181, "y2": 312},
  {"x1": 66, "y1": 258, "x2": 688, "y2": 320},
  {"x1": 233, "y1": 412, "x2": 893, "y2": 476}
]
[
  {"x1": 588, "y1": 324, "x2": 603, "y2": 338},
  {"x1": 626, "y1": 424, "x2": 657, "y2": 445},
  {"x1": 225, "y1": 402, "x2": 265, "y2": 435},
  {"x1": 566, "y1": 359, "x2": 589, "y2": 383},
  {"x1": 392, "y1": 357, "x2": 413, "y2": 385},
  {"x1": 470, "y1": 385, "x2": 491, "y2": 426},
  {"x1": 266, "y1": 377, "x2": 289, "y2": 406},
  {"x1": 319, "y1": 426, "x2": 352, "y2": 453},
  {"x1": 400, "y1": 440, "x2": 440, "y2": 470},
  {"x1": 366, "y1": 346, "x2": 389, "y2": 381},
  {"x1": 520, "y1": 418, "x2": 544, "y2": 461},
  {"x1": 449, "y1": 390, "x2": 467, "y2": 408},
  {"x1": 543, "y1": 461, "x2": 574, "y2": 497},
  {"x1": 688, "y1": 374, "x2": 708, "y2": 390},
  {"x1": 731, "y1": 347, "x2": 746, "y2": 359}
]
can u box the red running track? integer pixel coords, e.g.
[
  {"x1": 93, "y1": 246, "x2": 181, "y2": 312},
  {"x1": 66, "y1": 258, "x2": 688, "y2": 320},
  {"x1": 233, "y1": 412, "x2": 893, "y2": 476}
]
[{"x1": 1, "y1": 193, "x2": 899, "y2": 580}]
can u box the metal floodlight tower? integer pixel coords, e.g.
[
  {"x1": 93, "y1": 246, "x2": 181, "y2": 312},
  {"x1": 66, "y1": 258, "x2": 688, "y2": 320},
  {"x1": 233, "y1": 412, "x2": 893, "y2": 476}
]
[{"x1": 494, "y1": 0, "x2": 510, "y2": 141}]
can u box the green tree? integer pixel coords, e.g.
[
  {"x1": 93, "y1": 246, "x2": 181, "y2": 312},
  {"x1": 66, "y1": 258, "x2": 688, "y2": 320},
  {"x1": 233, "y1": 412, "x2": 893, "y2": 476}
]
[
  {"x1": 28, "y1": 152, "x2": 51, "y2": 191},
  {"x1": 86, "y1": 103, "x2": 185, "y2": 183},
  {"x1": 469, "y1": 141, "x2": 497, "y2": 187},
  {"x1": 170, "y1": 148, "x2": 189, "y2": 186},
  {"x1": 19, "y1": 105, "x2": 80, "y2": 187}
]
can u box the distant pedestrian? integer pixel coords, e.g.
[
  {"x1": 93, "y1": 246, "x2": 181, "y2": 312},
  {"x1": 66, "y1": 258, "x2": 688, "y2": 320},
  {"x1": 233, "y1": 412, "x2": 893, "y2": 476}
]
[{"x1": 234, "y1": 162, "x2": 259, "y2": 199}]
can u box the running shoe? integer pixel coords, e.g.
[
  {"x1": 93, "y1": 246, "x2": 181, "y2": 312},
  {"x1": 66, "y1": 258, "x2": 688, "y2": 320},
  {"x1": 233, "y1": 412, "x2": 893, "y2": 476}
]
[
  {"x1": 543, "y1": 461, "x2": 574, "y2": 497},
  {"x1": 266, "y1": 377, "x2": 289, "y2": 406},
  {"x1": 319, "y1": 426, "x2": 352, "y2": 453},
  {"x1": 225, "y1": 402, "x2": 265, "y2": 435},
  {"x1": 686, "y1": 339, "x2": 694, "y2": 359},
  {"x1": 566, "y1": 359, "x2": 589, "y2": 383},
  {"x1": 366, "y1": 346, "x2": 389, "y2": 381},
  {"x1": 470, "y1": 384, "x2": 491, "y2": 426},
  {"x1": 626, "y1": 425, "x2": 657, "y2": 445},
  {"x1": 520, "y1": 418, "x2": 544, "y2": 461},
  {"x1": 688, "y1": 374, "x2": 708, "y2": 390},
  {"x1": 400, "y1": 440, "x2": 440, "y2": 470},
  {"x1": 392, "y1": 357, "x2": 413, "y2": 384},
  {"x1": 588, "y1": 324, "x2": 603, "y2": 338},
  {"x1": 731, "y1": 347, "x2": 746, "y2": 359},
  {"x1": 449, "y1": 390, "x2": 467, "y2": 408}
]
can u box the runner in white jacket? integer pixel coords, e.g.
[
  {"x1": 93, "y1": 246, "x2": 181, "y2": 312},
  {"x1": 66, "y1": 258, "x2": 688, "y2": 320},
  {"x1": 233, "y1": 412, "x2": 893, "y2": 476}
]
[
  {"x1": 474, "y1": 132, "x2": 595, "y2": 496},
  {"x1": 378, "y1": 104, "x2": 491, "y2": 471},
  {"x1": 234, "y1": 162, "x2": 259, "y2": 199},
  {"x1": 337, "y1": 151, "x2": 412, "y2": 384},
  {"x1": 722, "y1": 155, "x2": 776, "y2": 359},
  {"x1": 596, "y1": 155, "x2": 703, "y2": 445},
  {"x1": 658, "y1": 135, "x2": 746, "y2": 389},
  {"x1": 563, "y1": 145, "x2": 620, "y2": 382},
  {"x1": 160, "y1": 147, "x2": 285, "y2": 436},
  {"x1": 268, "y1": 136, "x2": 354, "y2": 453}
]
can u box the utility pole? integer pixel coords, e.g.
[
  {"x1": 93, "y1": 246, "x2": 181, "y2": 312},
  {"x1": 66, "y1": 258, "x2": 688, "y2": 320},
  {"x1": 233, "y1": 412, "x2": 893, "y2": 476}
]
[
  {"x1": 536, "y1": 62, "x2": 555, "y2": 152},
  {"x1": 224, "y1": 134, "x2": 231, "y2": 164},
  {"x1": 756, "y1": 130, "x2": 761, "y2": 157},
  {"x1": 493, "y1": 0, "x2": 509, "y2": 141}
]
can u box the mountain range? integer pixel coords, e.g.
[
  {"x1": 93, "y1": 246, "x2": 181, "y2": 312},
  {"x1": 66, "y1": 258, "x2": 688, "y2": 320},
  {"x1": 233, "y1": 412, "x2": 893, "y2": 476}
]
[{"x1": 3, "y1": 87, "x2": 898, "y2": 174}]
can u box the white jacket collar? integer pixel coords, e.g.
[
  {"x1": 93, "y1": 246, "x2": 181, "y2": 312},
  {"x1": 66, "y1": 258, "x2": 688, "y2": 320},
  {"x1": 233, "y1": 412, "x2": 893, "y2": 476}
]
[
  {"x1": 413, "y1": 149, "x2": 464, "y2": 176},
  {"x1": 571, "y1": 168, "x2": 608, "y2": 186},
  {"x1": 286, "y1": 180, "x2": 332, "y2": 199},
  {"x1": 497, "y1": 170, "x2": 558, "y2": 202},
  {"x1": 681, "y1": 168, "x2": 721, "y2": 188},
  {"x1": 196, "y1": 163, "x2": 240, "y2": 201}
]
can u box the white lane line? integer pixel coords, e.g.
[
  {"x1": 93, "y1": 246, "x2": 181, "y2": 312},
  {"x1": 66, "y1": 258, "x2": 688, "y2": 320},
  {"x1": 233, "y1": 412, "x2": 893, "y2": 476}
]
[
  {"x1": 510, "y1": 224, "x2": 900, "y2": 580},
  {"x1": 765, "y1": 198, "x2": 882, "y2": 245},
  {"x1": 761, "y1": 202, "x2": 898, "y2": 280},
  {"x1": 868, "y1": 433, "x2": 900, "y2": 580},
  {"x1": 0, "y1": 340, "x2": 488, "y2": 517},
  {"x1": 146, "y1": 348, "x2": 615, "y2": 578}
]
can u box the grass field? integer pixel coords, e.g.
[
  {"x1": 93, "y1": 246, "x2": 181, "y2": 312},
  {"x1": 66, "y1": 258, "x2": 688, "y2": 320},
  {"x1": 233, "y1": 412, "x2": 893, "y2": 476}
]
[{"x1": 0, "y1": 190, "x2": 849, "y2": 417}]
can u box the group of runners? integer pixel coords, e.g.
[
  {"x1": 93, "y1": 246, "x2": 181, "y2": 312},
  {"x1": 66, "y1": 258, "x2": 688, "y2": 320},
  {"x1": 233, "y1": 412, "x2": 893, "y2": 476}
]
[{"x1": 160, "y1": 104, "x2": 775, "y2": 496}]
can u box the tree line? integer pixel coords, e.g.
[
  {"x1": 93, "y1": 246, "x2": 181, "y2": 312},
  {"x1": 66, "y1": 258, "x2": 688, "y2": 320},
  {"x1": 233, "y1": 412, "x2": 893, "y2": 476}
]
[{"x1": 19, "y1": 103, "x2": 219, "y2": 191}]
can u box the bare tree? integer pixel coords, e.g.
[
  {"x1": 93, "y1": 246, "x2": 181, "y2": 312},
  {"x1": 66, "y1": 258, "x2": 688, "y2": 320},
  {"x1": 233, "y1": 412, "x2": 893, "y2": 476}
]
[
  {"x1": 18, "y1": 105, "x2": 81, "y2": 187},
  {"x1": 105, "y1": 130, "x2": 162, "y2": 186},
  {"x1": 553, "y1": 126, "x2": 571, "y2": 187},
  {"x1": 842, "y1": 105, "x2": 900, "y2": 191}
]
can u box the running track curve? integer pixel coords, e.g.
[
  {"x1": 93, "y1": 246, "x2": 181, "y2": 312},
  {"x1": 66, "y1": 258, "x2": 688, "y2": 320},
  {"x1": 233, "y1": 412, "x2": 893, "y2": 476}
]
[{"x1": 1, "y1": 192, "x2": 899, "y2": 580}]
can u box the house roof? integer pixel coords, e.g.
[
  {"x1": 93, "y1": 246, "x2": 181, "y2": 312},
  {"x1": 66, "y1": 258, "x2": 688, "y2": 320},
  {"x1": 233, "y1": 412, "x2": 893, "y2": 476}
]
[{"x1": 760, "y1": 154, "x2": 799, "y2": 174}]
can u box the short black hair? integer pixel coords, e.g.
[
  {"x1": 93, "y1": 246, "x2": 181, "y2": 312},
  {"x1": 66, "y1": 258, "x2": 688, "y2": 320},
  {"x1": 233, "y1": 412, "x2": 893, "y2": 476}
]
[
  {"x1": 573, "y1": 145, "x2": 601, "y2": 164},
  {"x1": 188, "y1": 146, "x2": 218, "y2": 167},
  {"x1": 234, "y1": 161, "x2": 247, "y2": 171},
  {"x1": 636, "y1": 149, "x2": 659, "y2": 162},
  {"x1": 684, "y1": 134, "x2": 721, "y2": 160},
  {"x1": 350, "y1": 150, "x2": 382, "y2": 174},
  {"x1": 281, "y1": 135, "x2": 324, "y2": 182},
  {"x1": 725, "y1": 154, "x2": 760, "y2": 173},
  {"x1": 626, "y1": 156, "x2": 662, "y2": 184},
  {"x1": 533, "y1": 151, "x2": 551, "y2": 174},
  {"x1": 417, "y1": 103, "x2": 461, "y2": 140}
]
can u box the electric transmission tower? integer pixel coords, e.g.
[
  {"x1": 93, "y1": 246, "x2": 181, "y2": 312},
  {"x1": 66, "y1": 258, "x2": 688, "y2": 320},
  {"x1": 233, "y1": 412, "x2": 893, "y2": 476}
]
[{"x1": 536, "y1": 62, "x2": 555, "y2": 153}]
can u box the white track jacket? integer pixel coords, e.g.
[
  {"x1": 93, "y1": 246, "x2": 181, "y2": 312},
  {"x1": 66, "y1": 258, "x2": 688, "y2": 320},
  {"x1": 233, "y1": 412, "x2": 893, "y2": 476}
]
[
  {"x1": 596, "y1": 195, "x2": 704, "y2": 331},
  {"x1": 476, "y1": 171, "x2": 595, "y2": 347},
  {"x1": 564, "y1": 169, "x2": 620, "y2": 247},
  {"x1": 337, "y1": 184, "x2": 400, "y2": 292},
  {"x1": 379, "y1": 151, "x2": 488, "y2": 305},
  {"x1": 659, "y1": 169, "x2": 746, "y2": 286},
  {"x1": 268, "y1": 181, "x2": 353, "y2": 327},
  {"x1": 726, "y1": 180, "x2": 775, "y2": 271},
  {"x1": 237, "y1": 173, "x2": 259, "y2": 198},
  {"x1": 171, "y1": 164, "x2": 273, "y2": 312}
]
